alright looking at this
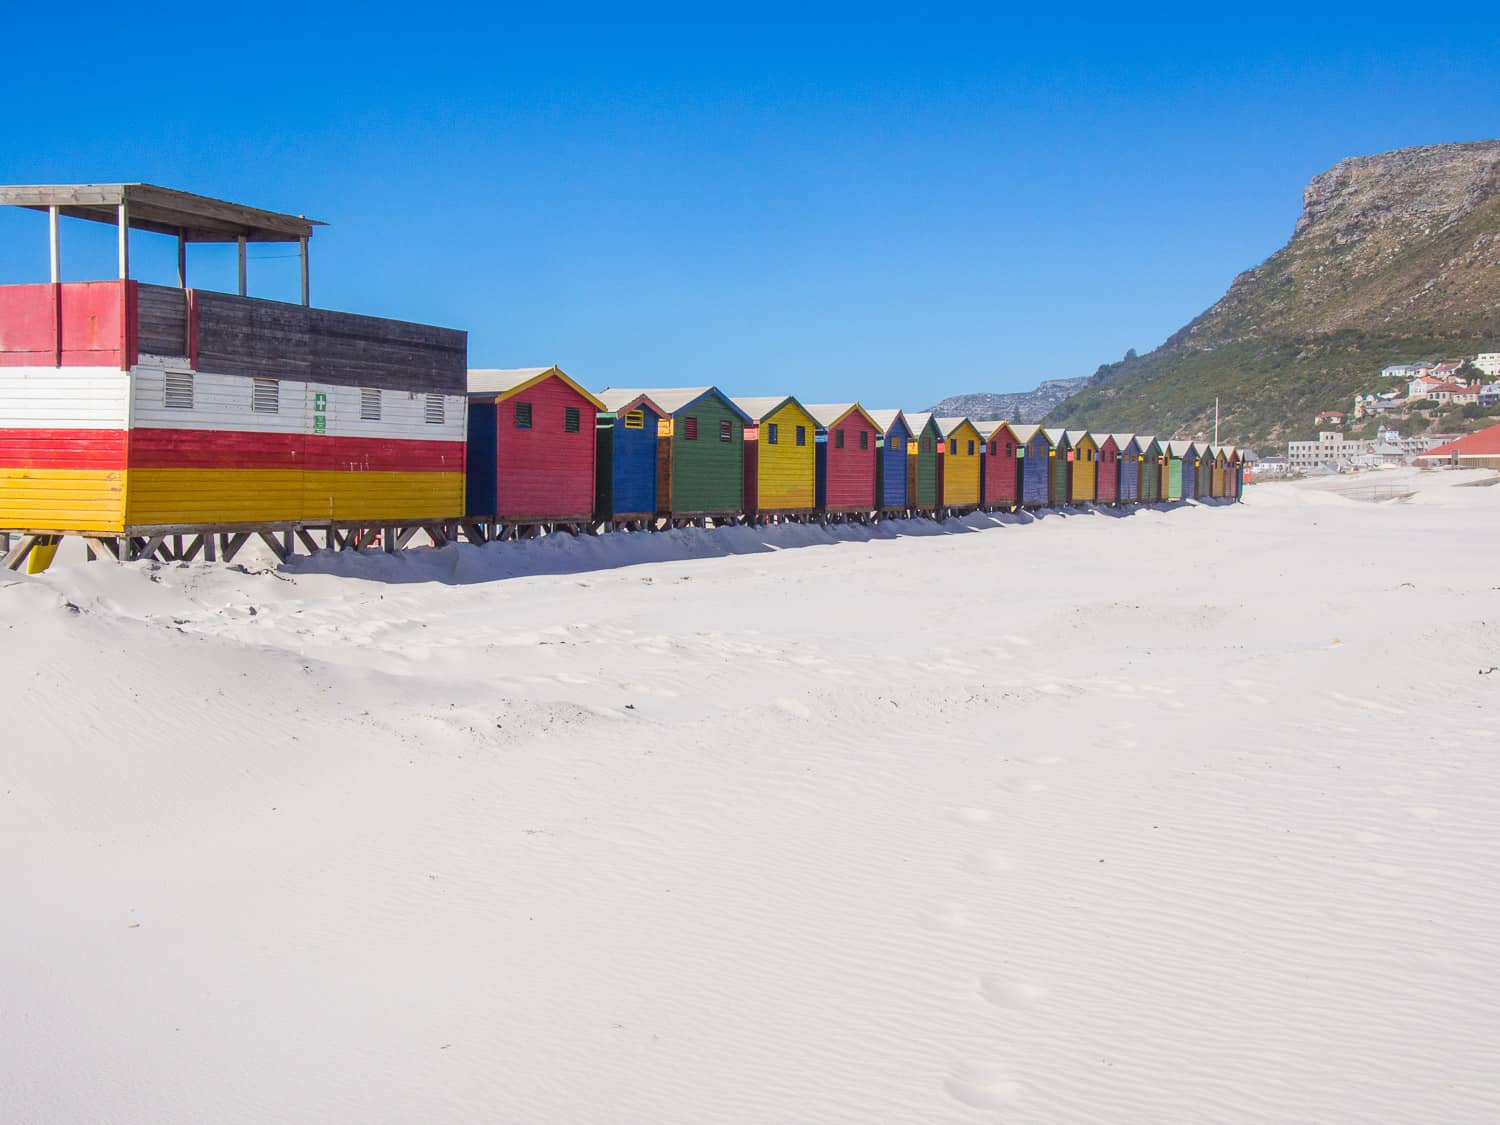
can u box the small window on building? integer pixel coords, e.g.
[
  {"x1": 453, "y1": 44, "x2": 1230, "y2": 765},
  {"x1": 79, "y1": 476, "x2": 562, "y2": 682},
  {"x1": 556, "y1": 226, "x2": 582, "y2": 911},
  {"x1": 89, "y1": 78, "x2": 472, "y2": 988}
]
[
  {"x1": 891, "y1": 437, "x2": 903, "y2": 454},
  {"x1": 968, "y1": 440, "x2": 975, "y2": 456},
  {"x1": 163, "y1": 371, "x2": 194, "y2": 410},
  {"x1": 624, "y1": 410, "x2": 645, "y2": 430},
  {"x1": 252, "y1": 378, "x2": 279, "y2": 414},
  {"x1": 859, "y1": 430, "x2": 869, "y2": 450},
  {"x1": 768, "y1": 422, "x2": 779, "y2": 445},
  {"x1": 425, "y1": 394, "x2": 445, "y2": 424},
  {"x1": 949, "y1": 439, "x2": 957, "y2": 455},
  {"x1": 835, "y1": 429, "x2": 845, "y2": 449},
  {"x1": 515, "y1": 402, "x2": 533, "y2": 429},
  {"x1": 989, "y1": 440, "x2": 997, "y2": 456},
  {"x1": 719, "y1": 420, "x2": 732, "y2": 442},
  {"x1": 684, "y1": 416, "x2": 699, "y2": 440},
  {"x1": 565, "y1": 406, "x2": 581, "y2": 433},
  {"x1": 361, "y1": 388, "x2": 382, "y2": 421},
  {"x1": 796, "y1": 426, "x2": 806, "y2": 446}
]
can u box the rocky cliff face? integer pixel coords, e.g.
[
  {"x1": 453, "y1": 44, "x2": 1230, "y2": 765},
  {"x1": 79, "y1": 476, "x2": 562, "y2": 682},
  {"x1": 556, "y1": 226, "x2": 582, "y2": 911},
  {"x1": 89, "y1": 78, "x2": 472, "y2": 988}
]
[
  {"x1": 1046, "y1": 141, "x2": 1500, "y2": 448},
  {"x1": 930, "y1": 378, "x2": 1087, "y2": 423}
]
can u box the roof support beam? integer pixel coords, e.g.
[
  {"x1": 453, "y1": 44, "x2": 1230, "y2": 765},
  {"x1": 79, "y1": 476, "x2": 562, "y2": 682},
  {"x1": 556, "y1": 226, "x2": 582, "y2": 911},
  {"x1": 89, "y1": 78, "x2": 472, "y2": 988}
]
[
  {"x1": 117, "y1": 202, "x2": 129, "y2": 280},
  {"x1": 237, "y1": 235, "x2": 247, "y2": 297},
  {"x1": 177, "y1": 230, "x2": 187, "y2": 288},
  {"x1": 299, "y1": 236, "x2": 309, "y2": 307},
  {"x1": 48, "y1": 205, "x2": 60, "y2": 283}
]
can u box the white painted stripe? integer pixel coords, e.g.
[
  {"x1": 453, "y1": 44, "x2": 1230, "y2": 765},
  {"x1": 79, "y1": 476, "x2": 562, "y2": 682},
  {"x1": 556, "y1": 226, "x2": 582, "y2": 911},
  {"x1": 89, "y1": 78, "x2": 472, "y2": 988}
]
[
  {"x1": 129, "y1": 364, "x2": 468, "y2": 443},
  {"x1": 0, "y1": 367, "x2": 130, "y2": 430}
]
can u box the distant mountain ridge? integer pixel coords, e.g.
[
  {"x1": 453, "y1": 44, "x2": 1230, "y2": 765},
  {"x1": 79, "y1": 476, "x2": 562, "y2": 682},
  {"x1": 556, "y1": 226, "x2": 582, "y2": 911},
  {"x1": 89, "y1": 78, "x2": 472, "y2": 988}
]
[
  {"x1": 930, "y1": 378, "x2": 1088, "y2": 423},
  {"x1": 1042, "y1": 140, "x2": 1500, "y2": 448}
]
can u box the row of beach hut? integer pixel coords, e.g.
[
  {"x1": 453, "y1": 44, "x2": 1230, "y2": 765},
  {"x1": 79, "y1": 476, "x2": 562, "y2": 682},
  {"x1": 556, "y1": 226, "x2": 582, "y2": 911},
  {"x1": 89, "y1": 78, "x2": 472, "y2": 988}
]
[{"x1": 465, "y1": 368, "x2": 1243, "y2": 528}]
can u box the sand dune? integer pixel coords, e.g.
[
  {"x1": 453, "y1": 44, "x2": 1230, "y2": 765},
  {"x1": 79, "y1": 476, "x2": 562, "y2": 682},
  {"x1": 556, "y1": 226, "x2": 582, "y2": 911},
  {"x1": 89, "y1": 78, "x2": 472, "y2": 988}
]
[{"x1": 3, "y1": 469, "x2": 1497, "y2": 1123}]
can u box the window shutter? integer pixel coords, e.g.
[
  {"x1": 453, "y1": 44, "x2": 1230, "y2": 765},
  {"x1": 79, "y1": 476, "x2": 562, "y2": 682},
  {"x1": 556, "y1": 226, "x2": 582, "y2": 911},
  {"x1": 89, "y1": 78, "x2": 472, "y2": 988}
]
[
  {"x1": 796, "y1": 426, "x2": 806, "y2": 446},
  {"x1": 252, "y1": 378, "x2": 279, "y2": 414},
  {"x1": 835, "y1": 429, "x2": 844, "y2": 449},
  {"x1": 163, "y1": 371, "x2": 194, "y2": 410},
  {"x1": 860, "y1": 430, "x2": 869, "y2": 450},
  {"x1": 424, "y1": 394, "x2": 445, "y2": 424},
  {"x1": 565, "y1": 406, "x2": 581, "y2": 433},
  {"x1": 968, "y1": 440, "x2": 975, "y2": 455},
  {"x1": 624, "y1": 410, "x2": 645, "y2": 430},
  {"x1": 719, "y1": 420, "x2": 732, "y2": 442},
  {"x1": 685, "y1": 416, "x2": 698, "y2": 440},
  {"x1": 768, "y1": 422, "x2": 779, "y2": 445},
  {"x1": 515, "y1": 402, "x2": 533, "y2": 429},
  {"x1": 360, "y1": 387, "x2": 382, "y2": 421}
]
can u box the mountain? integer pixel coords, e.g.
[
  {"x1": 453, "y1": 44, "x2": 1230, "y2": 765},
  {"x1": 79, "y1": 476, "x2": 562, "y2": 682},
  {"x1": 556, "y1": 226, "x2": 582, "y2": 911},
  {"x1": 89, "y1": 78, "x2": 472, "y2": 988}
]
[
  {"x1": 1043, "y1": 141, "x2": 1500, "y2": 449},
  {"x1": 931, "y1": 378, "x2": 1088, "y2": 423}
]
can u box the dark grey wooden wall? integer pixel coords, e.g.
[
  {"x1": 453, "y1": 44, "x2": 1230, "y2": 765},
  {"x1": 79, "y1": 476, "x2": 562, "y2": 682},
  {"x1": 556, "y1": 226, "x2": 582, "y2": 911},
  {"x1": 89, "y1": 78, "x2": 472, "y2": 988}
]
[{"x1": 135, "y1": 284, "x2": 467, "y2": 394}]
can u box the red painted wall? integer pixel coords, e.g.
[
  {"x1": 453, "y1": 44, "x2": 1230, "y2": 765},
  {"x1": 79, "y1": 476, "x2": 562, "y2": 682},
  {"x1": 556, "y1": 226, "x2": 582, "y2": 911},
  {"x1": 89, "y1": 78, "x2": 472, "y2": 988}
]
[
  {"x1": 0, "y1": 427, "x2": 127, "y2": 470},
  {"x1": 1095, "y1": 437, "x2": 1120, "y2": 502},
  {"x1": 493, "y1": 376, "x2": 597, "y2": 518},
  {"x1": 0, "y1": 281, "x2": 129, "y2": 367},
  {"x1": 982, "y1": 428, "x2": 1020, "y2": 505},
  {"x1": 824, "y1": 414, "x2": 878, "y2": 509}
]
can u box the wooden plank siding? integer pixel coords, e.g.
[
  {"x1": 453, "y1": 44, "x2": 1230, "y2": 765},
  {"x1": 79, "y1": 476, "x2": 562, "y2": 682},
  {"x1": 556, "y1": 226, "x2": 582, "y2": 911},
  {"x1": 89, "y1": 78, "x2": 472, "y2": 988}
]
[
  {"x1": 870, "y1": 412, "x2": 912, "y2": 511},
  {"x1": 1069, "y1": 431, "x2": 1098, "y2": 503},
  {"x1": 595, "y1": 400, "x2": 663, "y2": 520},
  {"x1": 907, "y1": 414, "x2": 942, "y2": 510},
  {"x1": 809, "y1": 405, "x2": 879, "y2": 513},
  {"x1": 1095, "y1": 435, "x2": 1120, "y2": 504},
  {"x1": 937, "y1": 418, "x2": 982, "y2": 509},
  {"x1": 980, "y1": 422, "x2": 1021, "y2": 509},
  {"x1": 668, "y1": 393, "x2": 745, "y2": 516},
  {"x1": 1019, "y1": 427, "x2": 1052, "y2": 507},
  {"x1": 469, "y1": 372, "x2": 599, "y2": 521},
  {"x1": 1046, "y1": 430, "x2": 1071, "y2": 506},
  {"x1": 735, "y1": 397, "x2": 818, "y2": 515},
  {"x1": 1136, "y1": 439, "x2": 1162, "y2": 502}
]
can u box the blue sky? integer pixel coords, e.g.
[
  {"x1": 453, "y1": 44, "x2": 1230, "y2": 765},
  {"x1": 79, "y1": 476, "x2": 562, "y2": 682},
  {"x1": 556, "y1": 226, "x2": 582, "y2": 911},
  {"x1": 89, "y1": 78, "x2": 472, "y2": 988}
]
[{"x1": 1, "y1": 3, "x2": 1495, "y2": 405}]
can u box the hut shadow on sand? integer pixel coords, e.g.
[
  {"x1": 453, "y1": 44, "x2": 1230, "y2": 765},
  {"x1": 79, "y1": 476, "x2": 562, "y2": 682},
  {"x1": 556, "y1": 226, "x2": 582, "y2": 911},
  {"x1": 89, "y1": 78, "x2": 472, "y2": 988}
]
[{"x1": 282, "y1": 502, "x2": 1209, "y2": 586}]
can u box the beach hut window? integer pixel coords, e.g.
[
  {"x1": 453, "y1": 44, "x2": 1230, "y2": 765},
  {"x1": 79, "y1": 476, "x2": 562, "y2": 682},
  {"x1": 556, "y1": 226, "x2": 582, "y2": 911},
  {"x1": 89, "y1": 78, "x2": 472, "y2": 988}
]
[
  {"x1": 796, "y1": 426, "x2": 807, "y2": 446},
  {"x1": 251, "y1": 378, "x2": 279, "y2": 415},
  {"x1": 891, "y1": 437, "x2": 903, "y2": 454},
  {"x1": 835, "y1": 429, "x2": 845, "y2": 449},
  {"x1": 514, "y1": 402, "x2": 533, "y2": 429},
  {"x1": 719, "y1": 420, "x2": 732, "y2": 442},
  {"x1": 989, "y1": 440, "x2": 997, "y2": 455},
  {"x1": 948, "y1": 439, "x2": 957, "y2": 455},
  {"x1": 968, "y1": 440, "x2": 975, "y2": 455},
  {"x1": 424, "y1": 394, "x2": 445, "y2": 424},
  {"x1": 163, "y1": 371, "x2": 194, "y2": 410},
  {"x1": 768, "y1": 423, "x2": 779, "y2": 445},
  {"x1": 684, "y1": 417, "x2": 698, "y2": 441},
  {"x1": 624, "y1": 410, "x2": 645, "y2": 430},
  {"x1": 565, "y1": 407, "x2": 581, "y2": 433},
  {"x1": 860, "y1": 431, "x2": 869, "y2": 450},
  {"x1": 360, "y1": 388, "x2": 382, "y2": 422}
]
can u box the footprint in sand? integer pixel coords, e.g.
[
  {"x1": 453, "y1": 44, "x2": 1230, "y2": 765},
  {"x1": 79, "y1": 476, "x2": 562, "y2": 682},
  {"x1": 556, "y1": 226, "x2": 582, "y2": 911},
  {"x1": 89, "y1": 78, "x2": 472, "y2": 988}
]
[
  {"x1": 962, "y1": 851, "x2": 1013, "y2": 876},
  {"x1": 915, "y1": 902, "x2": 971, "y2": 932},
  {"x1": 979, "y1": 975, "x2": 1047, "y2": 1010},
  {"x1": 950, "y1": 807, "x2": 995, "y2": 825},
  {"x1": 997, "y1": 776, "x2": 1047, "y2": 795},
  {"x1": 945, "y1": 1062, "x2": 1021, "y2": 1109}
]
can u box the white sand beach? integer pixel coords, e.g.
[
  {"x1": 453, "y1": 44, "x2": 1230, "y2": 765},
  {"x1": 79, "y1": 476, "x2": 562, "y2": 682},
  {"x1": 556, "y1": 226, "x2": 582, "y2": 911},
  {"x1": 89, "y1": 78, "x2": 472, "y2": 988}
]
[{"x1": 3, "y1": 469, "x2": 1497, "y2": 1124}]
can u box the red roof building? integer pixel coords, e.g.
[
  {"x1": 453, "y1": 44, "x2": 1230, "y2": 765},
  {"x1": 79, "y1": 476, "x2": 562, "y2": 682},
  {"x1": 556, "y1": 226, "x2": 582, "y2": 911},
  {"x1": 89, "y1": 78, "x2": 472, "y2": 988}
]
[{"x1": 1416, "y1": 422, "x2": 1500, "y2": 469}]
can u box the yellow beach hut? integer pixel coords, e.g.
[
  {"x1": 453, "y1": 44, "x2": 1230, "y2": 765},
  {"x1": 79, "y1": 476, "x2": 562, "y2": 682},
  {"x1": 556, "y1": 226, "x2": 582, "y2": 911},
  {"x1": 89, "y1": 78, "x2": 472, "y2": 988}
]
[
  {"x1": 1068, "y1": 429, "x2": 1099, "y2": 502},
  {"x1": 732, "y1": 395, "x2": 819, "y2": 520},
  {"x1": 937, "y1": 417, "x2": 983, "y2": 511}
]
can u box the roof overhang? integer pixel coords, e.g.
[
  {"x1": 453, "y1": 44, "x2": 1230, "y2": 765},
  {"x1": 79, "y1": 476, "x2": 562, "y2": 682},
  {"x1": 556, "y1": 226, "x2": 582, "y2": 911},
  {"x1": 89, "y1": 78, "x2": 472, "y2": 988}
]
[{"x1": 0, "y1": 183, "x2": 324, "y2": 242}]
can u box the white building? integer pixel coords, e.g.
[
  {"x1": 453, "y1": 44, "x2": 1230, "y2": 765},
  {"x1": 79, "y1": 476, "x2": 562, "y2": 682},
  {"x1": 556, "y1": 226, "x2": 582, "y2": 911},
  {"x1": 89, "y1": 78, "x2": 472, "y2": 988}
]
[
  {"x1": 1474, "y1": 353, "x2": 1500, "y2": 378},
  {"x1": 1286, "y1": 431, "x2": 1375, "y2": 470},
  {"x1": 1480, "y1": 382, "x2": 1500, "y2": 404},
  {"x1": 1382, "y1": 361, "x2": 1435, "y2": 379}
]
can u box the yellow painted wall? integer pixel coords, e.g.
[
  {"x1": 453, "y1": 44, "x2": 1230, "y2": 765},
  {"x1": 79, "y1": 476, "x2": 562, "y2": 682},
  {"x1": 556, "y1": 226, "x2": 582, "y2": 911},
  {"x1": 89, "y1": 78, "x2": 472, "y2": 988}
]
[
  {"x1": 757, "y1": 401, "x2": 817, "y2": 510},
  {"x1": 123, "y1": 470, "x2": 465, "y2": 526},
  {"x1": 1071, "y1": 435, "x2": 1098, "y2": 501},
  {"x1": 1212, "y1": 460, "x2": 1226, "y2": 497},
  {"x1": 0, "y1": 468, "x2": 126, "y2": 533},
  {"x1": 941, "y1": 421, "x2": 982, "y2": 507}
]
